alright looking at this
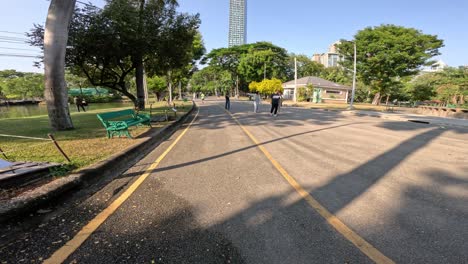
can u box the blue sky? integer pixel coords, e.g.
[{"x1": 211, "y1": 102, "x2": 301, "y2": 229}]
[{"x1": 0, "y1": 0, "x2": 467, "y2": 73}]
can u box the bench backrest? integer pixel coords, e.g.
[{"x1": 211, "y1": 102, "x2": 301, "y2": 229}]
[{"x1": 97, "y1": 109, "x2": 135, "y2": 126}]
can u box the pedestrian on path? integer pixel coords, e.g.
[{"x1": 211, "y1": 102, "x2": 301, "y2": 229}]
[
  {"x1": 225, "y1": 93, "x2": 230, "y2": 110},
  {"x1": 201, "y1": 93, "x2": 205, "y2": 104},
  {"x1": 270, "y1": 91, "x2": 281, "y2": 116},
  {"x1": 73, "y1": 96, "x2": 86, "y2": 112},
  {"x1": 253, "y1": 91, "x2": 261, "y2": 113}
]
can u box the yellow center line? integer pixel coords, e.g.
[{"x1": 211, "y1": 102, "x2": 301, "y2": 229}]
[
  {"x1": 225, "y1": 109, "x2": 395, "y2": 264},
  {"x1": 44, "y1": 109, "x2": 200, "y2": 264}
]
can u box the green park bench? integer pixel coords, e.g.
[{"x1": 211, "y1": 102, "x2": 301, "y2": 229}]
[{"x1": 97, "y1": 109, "x2": 151, "y2": 138}]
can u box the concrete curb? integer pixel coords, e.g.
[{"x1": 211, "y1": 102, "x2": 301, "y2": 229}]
[
  {"x1": 341, "y1": 110, "x2": 468, "y2": 128},
  {"x1": 0, "y1": 102, "x2": 195, "y2": 223}
]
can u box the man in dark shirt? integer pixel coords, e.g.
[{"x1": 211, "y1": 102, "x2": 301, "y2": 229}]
[
  {"x1": 270, "y1": 91, "x2": 281, "y2": 116},
  {"x1": 225, "y1": 93, "x2": 230, "y2": 110},
  {"x1": 74, "y1": 96, "x2": 86, "y2": 112}
]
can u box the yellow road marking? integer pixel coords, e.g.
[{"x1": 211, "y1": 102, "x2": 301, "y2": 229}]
[
  {"x1": 226, "y1": 109, "x2": 395, "y2": 264},
  {"x1": 44, "y1": 109, "x2": 200, "y2": 264}
]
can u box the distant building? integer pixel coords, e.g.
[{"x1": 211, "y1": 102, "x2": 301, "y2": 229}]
[
  {"x1": 421, "y1": 60, "x2": 448, "y2": 73},
  {"x1": 228, "y1": 0, "x2": 247, "y2": 47},
  {"x1": 282, "y1": 76, "x2": 351, "y2": 103},
  {"x1": 312, "y1": 41, "x2": 344, "y2": 68}
]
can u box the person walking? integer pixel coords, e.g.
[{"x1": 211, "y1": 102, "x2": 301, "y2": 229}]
[
  {"x1": 225, "y1": 93, "x2": 230, "y2": 110},
  {"x1": 270, "y1": 91, "x2": 281, "y2": 116},
  {"x1": 201, "y1": 93, "x2": 205, "y2": 104},
  {"x1": 253, "y1": 91, "x2": 261, "y2": 113},
  {"x1": 74, "y1": 96, "x2": 86, "y2": 112}
]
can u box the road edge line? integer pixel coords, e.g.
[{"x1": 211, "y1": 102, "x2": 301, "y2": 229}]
[
  {"x1": 225, "y1": 109, "x2": 395, "y2": 264},
  {"x1": 44, "y1": 109, "x2": 200, "y2": 264}
]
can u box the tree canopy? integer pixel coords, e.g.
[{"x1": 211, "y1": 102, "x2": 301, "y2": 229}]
[
  {"x1": 29, "y1": 0, "x2": 201, "y2": 108},
  {"x1": 337, "y1": 24, "x2": 444, "y2": 104},
  {"x1": 0, "y1": 70, "x2": 44, "y2": 99}
]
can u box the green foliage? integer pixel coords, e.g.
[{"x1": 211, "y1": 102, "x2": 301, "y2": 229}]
[
  {"x1": 297, "y1": 84, "x2": 314, "y2": 102},
  {"x1": 238, "y1": 43, "x2": 290, "y2": 82},
  {"x1": 404, "y1": 74, "x2": 437, "y2": 101},
  {"x1": 0, "y1": 69, "x2": 24, "y2": 78},
  {"x1": 0, "y1": 72, "x2": 44, "y2": 99},
  {"x1": 49, "y1": 164, "x2": 76, "y2": 177},
  {"x1": 337, "y1": 24, "x2": 444, "y2": 104},
  {"x1": 147, "y1": 75, "x2": 167, "y2": 100},
  {"x1": 205, "y1": 42, "x2": 290, "y2": 91},
  {"x1": 28, "y1": 1, "x2": 201, "y2": 107},
  {"x1": 147, "y1": 75, "x2": 167, "y2": 94},
  {"x1": 402, "y1": 67, "x2": 467, "y2": 105},
  {"x1": 289, "y1": 54, "x2": 325, "y2": 78},
  {"x1": 190, "y1": 67, "x2": 232, "y2": 95},
  {"x1": 432, "y1": 67, "x2": 468, "y2": 105},
  {"x1": 353, "y1": 82, "x2": 372, "y2": 103},
  {"x1": 65, "y1": 72, "x2": 90, "y2": 89}
]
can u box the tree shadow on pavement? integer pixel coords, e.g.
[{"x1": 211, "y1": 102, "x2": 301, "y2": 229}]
[
  {"x1": 126, "y1": 122, "x2": 362, "y2": 176},
  {"x1": 385, "y1": 168, "x2": 468, "y2": 263},
  {"x1": 310, "y1": 127, "x2": 446, "y2": 214},
  {"x1": 66, "y1": 190, "x2": 245, "y2": 264}
]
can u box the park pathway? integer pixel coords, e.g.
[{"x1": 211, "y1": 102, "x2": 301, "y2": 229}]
[{"x1": 1, "y1": 99, "x2": 467, "y2": 263}]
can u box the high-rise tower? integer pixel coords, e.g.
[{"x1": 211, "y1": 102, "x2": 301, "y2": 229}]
[{"x1": 228, "y1": 0, "x2": 247, "y2": 47}]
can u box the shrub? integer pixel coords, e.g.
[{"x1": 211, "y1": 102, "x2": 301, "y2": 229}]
[{"x1": 297, "y1": 84, "x2": 313, "y2": 102}]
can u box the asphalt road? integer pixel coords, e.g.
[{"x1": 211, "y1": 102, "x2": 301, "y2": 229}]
[{"x1": 1, "y1": 99, "x2": 467, "y2": 263}]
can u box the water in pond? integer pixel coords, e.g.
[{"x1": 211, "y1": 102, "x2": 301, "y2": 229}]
[{"x1": 0, "y1": 102, "x2": 133, "y2": 119}]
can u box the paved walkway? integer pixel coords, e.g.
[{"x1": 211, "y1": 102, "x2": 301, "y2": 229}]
[{"x1": 1, "y1": 99, "x2": 467, "y2": 263}]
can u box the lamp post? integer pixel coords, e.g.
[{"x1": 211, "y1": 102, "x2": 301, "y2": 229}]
[
  {"x1": 348, "y1": 42, "x2": 357, "y2": 110},
  {"x1": 294, "y1": 57, "x2": 297, "y2": 102}
]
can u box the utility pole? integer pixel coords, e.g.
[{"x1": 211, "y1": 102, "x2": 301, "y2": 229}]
[
  {"x1": 294, "y1": 57, "x2": 297, "y2": 102},
  {"x1": 168, "y1": 70, "x2": 172, "y2": 104},
  {"x1": 348, "y1": 42, "x2": 357, "y2": 110},
  {"x1": 236, "y1": 75, "x2": 239, "y2": 99}
]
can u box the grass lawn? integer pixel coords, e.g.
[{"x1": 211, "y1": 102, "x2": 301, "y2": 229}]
[{"x1": 0, "y1": 101, "x2": 192, "y2": 171}]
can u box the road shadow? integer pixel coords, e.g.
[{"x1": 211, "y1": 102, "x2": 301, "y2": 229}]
[
  {"x1": 125, "y1": 122, "x2": 361, "y2": 176},
  {"x1": 66, "y1": 190, "x2": 245, "y2": 263},
  {"x1": 310, "y1": 127, "x2": 445, "y2": 214},
  {"x1": 381, "y1": 168, "x2": 468, "y2": 263}
]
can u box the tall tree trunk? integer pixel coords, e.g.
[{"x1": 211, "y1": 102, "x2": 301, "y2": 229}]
[
  {"x1": 167, "y1": 70, "x2": 173, "y2": 104},
  {"x1": 178, "y1": 81, "x2": 182, "y2": 100},
  {"x1": 119, "y1": 85, "x2": 137, "y2": 107},
  {"x1": 372, "y1": 92, "x2": 381, "y2": 105},
  {"x1": 133, "y1": 0, "x2": 146, "y2": 110},
  {"x1": 452, "y1": 94, "x2": 458, "y2": 105},
  {"x1": 134, "y1": 56, "x2": 145, "y2": 110},
  {"x1": 385, "y1": 95, "x2": 390, "y2": 105},
  {"x1": 43, "y1": 0, "x2": 76, "y2": 130}
]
